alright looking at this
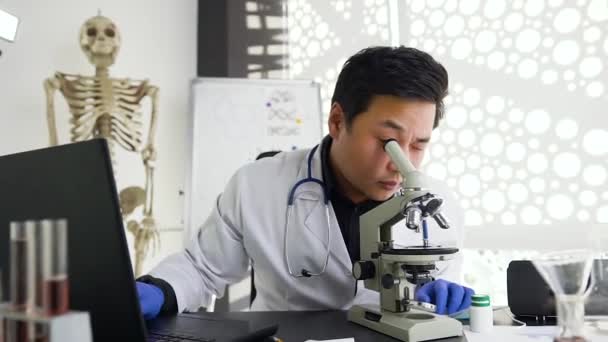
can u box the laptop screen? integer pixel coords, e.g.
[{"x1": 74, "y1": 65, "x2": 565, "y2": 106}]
[{"x1": 0, "y1": 139, "x2": 147, "y2": 341}]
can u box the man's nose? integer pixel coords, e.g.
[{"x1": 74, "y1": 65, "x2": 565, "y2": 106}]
[
  {"x1": 387, "y1": 147, "x2": 410, "y2": 173},
  {"x1": 388, "y1": 160, "x2": 399, "y2": 172},
  {"x1": 388, "y1": 152, "x2": 408, "y2": 172}
]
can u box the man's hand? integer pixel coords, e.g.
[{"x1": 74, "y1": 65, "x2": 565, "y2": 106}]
[
  {"x1": 415, "y1": 279, "x2": 474, "y2": 315},
  {"x1": 136, "y1": 281, "x2": 165, "y2": 320}
]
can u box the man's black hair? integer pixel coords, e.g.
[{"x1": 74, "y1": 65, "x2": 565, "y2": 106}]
[{"x1": 331, "y1": 46, "x2": 449, "y2": 129}]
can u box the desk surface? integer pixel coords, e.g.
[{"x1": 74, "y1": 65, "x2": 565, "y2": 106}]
[{"x1": 183, "y1": 310, "x2": 467, "y2": 342}]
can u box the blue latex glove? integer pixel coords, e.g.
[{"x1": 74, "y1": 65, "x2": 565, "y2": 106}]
[
  {"x1": 415, "y1": 279, "x2": 474, "y2": 315},
  {"x1": 136, "y1": 281, "x2": 165, "y2": 320}
]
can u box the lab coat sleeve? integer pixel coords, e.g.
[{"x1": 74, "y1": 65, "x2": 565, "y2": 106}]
[{"x1": 148, "y1": 170, "x2": 250, "y2": 313}]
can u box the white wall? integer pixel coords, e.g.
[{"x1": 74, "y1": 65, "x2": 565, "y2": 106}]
[{"x1": 0, "y1": 0, "x2": 197, "y2": 273}]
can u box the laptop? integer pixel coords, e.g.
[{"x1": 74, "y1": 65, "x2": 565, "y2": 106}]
[
  {"x1": 0, "y1": 139, "x2": 277, "y2": 341},
  {"x1": 507, "y1": 259, "x2": 608, "y2": 321}
]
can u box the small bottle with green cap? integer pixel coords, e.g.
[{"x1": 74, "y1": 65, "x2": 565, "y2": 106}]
[{"x1": 470, "y1": 294, "x2": 493, "y2": 333}]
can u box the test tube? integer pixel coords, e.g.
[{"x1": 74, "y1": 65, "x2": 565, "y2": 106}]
[
  {"x1": 7, "y1": 221, "x2": 36, "y2": 342},
  {"x1": 9, "y1": 222, "x2": 36, "y2": 311},
  {"x1": 33, "y1": 222, "x2": 48, "y2": 342},
  {"x1": 41, "y1": 219, "x2": 69, "y2": 316}
]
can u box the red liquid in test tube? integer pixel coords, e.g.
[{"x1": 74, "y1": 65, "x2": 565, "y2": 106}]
[
  {"x1": 42, "y1": 219, "x2": 69, "y2": 316},
  {"x1": 42, "y1": 275, "x2": 69, "y2": 316}
]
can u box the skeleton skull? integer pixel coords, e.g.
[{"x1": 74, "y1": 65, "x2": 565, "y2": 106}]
[{"x1": 79, "y1": 15, "x2": 121, "y2": 68}]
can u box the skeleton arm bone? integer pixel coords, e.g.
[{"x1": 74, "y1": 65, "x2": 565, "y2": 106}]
[
  {"x1": 44, "y1": 77, "x2": 61, "y2": 146},
  {"x1": 142, "y1": 85, "x2": 159, "y2": 217},
  {"x1": 143, "y1": 85, "x2": 159, "y2": 153}
]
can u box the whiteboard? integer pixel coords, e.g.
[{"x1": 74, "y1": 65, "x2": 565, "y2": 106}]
[{"x1": 184, "y1": 77, "x2": 323, "y2": 240}]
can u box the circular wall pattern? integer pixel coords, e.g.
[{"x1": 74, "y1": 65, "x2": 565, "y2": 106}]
[
  {"x1": 288, "y1": 0, "x2": 608, "y2": 310},
  {"x1": 288, "y1": 0, "x2": 608, "y2": 231},
  {"x1": 403, "y1": 0, "x2": 607, "y2": 99},
  {"x1": 420, "y1": 86, "x2": 607, "y2": 227}
]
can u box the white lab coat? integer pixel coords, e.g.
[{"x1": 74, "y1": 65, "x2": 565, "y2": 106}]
[{"x1": 150, "y1": 142, "x2": 464, "y2": 313}]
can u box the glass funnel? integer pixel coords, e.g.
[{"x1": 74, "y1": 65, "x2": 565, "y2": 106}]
[
  {"x1": 532, "y1": 249, "x2": 594, "y2": 342},
  {"x1": 586, "y1": 225, "x2": 608, "y2": 334}
]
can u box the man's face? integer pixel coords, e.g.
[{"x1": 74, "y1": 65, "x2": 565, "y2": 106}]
[{"x1": 328, "y1": 95, "x2": 436, "y2": 203}]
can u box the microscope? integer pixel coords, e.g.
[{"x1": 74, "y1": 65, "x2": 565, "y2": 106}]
[{"x1": 348, "y1": 139, "x2": 463, "y2": 342}]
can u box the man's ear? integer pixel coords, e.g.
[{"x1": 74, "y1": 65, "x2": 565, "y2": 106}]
[{"x1": 328, "y1": 102, "x2": 346, "y2": 139}]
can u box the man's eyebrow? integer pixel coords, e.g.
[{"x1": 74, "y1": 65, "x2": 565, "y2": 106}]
[
  {"x1": 415, "y1": 137, "x2": 431, "y2": 143},
  {"x1": 380, "y1": 119, "x2": 404, "y2": 131},
  {"x1": 380, "y1": 120, "x2": 431, "y2": 143}
]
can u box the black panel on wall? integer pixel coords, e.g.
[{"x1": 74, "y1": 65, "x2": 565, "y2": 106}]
[
  {"x1": 198, "y1": 1, "x2": 229, "y2": 76},
  {"x1": 198, "y1": 0, "x2": 287, "y2": 78}
]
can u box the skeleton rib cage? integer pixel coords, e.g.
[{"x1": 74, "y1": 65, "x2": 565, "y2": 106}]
[{"x1": 56, "y1": 72, "x2": 149, "y2": 153}]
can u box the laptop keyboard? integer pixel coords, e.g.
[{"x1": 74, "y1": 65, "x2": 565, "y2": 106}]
[{"x1": 147, "y1": 331, "x2": 215, "y2": 342}]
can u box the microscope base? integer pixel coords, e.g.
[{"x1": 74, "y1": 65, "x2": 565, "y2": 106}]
[{"x1": 348, "y1": 304, "x2": 463, "y2": 342}]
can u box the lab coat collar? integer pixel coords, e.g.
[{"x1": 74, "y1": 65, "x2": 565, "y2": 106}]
[
  {"x1": 291, "y1": 138, "x2": 328, "y2": 200},
  {"x1": 292, "y1": 139, "x2": 353, "y2": 275}
]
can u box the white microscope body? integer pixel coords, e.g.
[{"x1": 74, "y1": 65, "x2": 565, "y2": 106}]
[{"x1": 348, "y1": 140, "x2": 463, "y2": 342}]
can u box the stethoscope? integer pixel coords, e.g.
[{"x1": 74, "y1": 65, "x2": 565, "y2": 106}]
[{"x1": 284, "y1": 144, "x2": 332, "y2": 278}]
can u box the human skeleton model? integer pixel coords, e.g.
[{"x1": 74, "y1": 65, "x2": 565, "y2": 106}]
[{"x1": 43, "y1": 15, "x2": 159, "y2": 276}]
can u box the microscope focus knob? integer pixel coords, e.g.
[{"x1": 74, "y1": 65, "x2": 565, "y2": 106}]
[
  {"x1": 353, "y1": 261, "x2": 375, "y2": 280},
  {"x1": 382, "y1": 274, "x2": 399, "y2": 289}
]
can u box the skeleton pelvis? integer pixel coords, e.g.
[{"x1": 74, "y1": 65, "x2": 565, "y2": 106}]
[{"x1": 119, "y1": 185, "x2": 145, "y2": 215}]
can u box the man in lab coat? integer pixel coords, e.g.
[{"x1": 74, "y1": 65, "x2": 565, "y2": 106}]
[{"x1": 136, "y1": 46, "x2": 473, "y2": 319}]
